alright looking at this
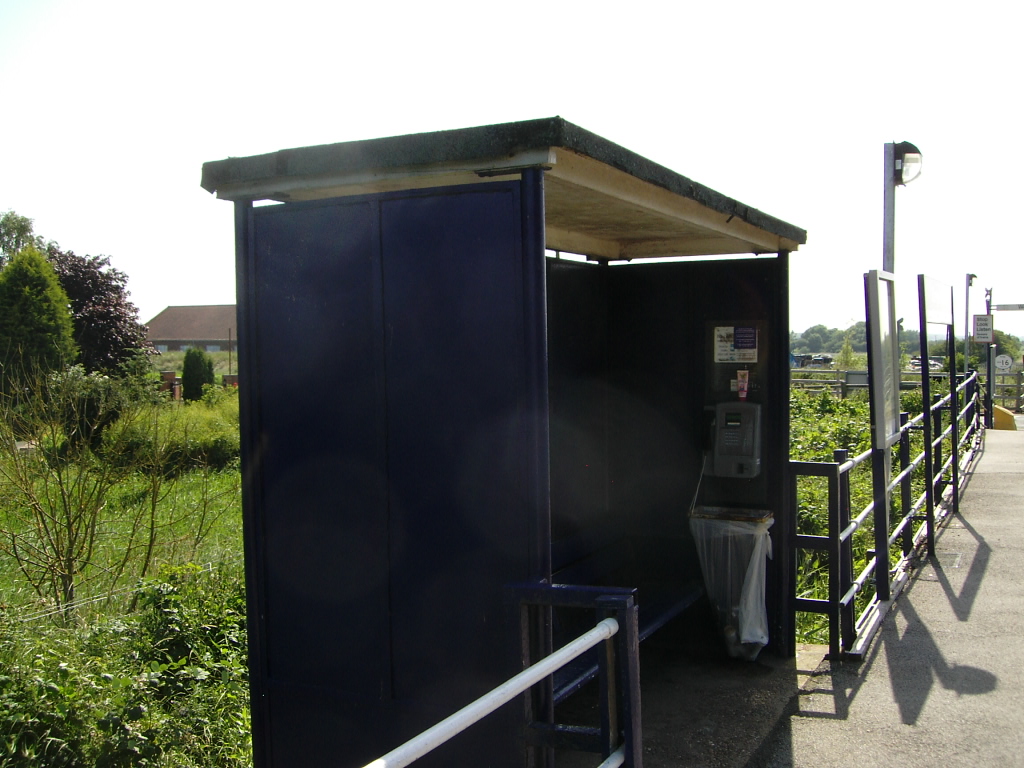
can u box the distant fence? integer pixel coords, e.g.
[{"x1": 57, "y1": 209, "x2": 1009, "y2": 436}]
[
  {"x1": 990, "y1": 371, "x2": 1023, "y2": 412},
  {"x1": 790, "y1": 369, "x2": 928, "y2": 398},
  {"x1": 793, "y1": 367, "x2": 1023, "y2": 414}
]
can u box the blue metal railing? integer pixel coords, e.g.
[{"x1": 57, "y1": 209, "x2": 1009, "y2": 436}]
[
  {"x1": 361, "y1": 586, "x2": 642, "y2": 768},
  {"x1": 792, "y1": 372, "x2": 984, "y2": 659}
]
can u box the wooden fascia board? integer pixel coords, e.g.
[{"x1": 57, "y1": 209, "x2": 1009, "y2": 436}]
[
  {"x1": 546, "y1": 148, "x2": 799, "y2": 254},
  {"x1": 545, "y1": 225, "x2": 621, "y2": 260},
  {"x1": 619, "y1": 236, "x2": 765, "y2": 259}
]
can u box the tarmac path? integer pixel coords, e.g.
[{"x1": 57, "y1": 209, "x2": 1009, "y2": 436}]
[{"x1": 751, "y1": 421, "x2": 1024, "y2": 767}]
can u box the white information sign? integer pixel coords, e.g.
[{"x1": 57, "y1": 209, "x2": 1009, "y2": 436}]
[
  {"x1": 867, "y1": 271, "x2": 901, "y2": 450},
  {"x1": 995, "y1": 354, "x2": 1013, "y2": 371},
  {"x1": 713, "y1": 326, "x2": 758, "y2": 363},
  {"x1": 974, "y1": 314, "x2": 995, "y2": 343}
]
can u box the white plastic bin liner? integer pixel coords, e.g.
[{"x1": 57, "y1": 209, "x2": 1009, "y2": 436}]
[{"x1": 689, "y1": 514, "x2": 773, "y2": 660}]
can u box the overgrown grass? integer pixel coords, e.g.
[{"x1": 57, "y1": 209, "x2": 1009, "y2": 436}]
[
  {"x1": 0, "y1": 380, "x2": 247, "y2": 766},
  {"x1": 0, "y1": 564, "x2": 249, "y2": 767},
  {"x1": 0, "y1": 385, "x2": 242, "y2": 617}
]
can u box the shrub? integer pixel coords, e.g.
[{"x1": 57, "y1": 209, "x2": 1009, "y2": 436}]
[
  {"x1": 0, "y1": 564, "x2": 250, "y2": 767},
  {"x1": 0, "y1": 246, "x2": 77, "y2": 394},
  {"x1": 181, "y1": 349, "x2": 214, "y2": 402},
  {"x1": 104, "y1": 392, "x2": 240, "y2": 477}
]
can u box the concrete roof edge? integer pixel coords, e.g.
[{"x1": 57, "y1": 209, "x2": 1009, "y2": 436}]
[{"x1": 200, "y1": 117, "x2": 806, "y2": 247}]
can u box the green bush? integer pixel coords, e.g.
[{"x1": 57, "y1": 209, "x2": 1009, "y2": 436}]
[
  {"x1": 0, "y1": 246, "x2": 77, "y2": 394},
  {"x1": 181, "y1": 350, "x2": 214, "y2": 403},
  {"x1": 0, "y1": 564, "x2": 250, "y2": 767},
  {"x1": 104, "y1": 392, "x2": 240, "y2": 477}
]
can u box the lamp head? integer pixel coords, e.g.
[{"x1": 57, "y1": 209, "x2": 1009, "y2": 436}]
[{"x1": 894, "y1": 141, "x2": 922, "y2": 184}]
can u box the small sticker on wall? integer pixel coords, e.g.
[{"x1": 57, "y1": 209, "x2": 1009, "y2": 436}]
[{"x1": 715, "y1": 326, "x2": 758, "y2": 363}]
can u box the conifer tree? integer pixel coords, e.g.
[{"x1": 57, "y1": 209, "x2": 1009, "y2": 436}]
[
  {"x1": 0, "y1": 245, "x2": 77, "y2": 392},
  {"x1": 182, "y1": 347, "x2": 215, "y2": 401}
]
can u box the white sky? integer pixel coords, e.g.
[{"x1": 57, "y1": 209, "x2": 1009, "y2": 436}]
[{"x1": 2, "y1": 0, "x2": 1022, "y2": 339}]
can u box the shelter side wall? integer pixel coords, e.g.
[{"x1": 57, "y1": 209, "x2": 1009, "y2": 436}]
[
  {"x1": 241, "y1": 182, "x2": 544, "y2": 768},
  {"x1": 603, "y1": 262, "x2": 707, "y2": 586},
  {"x1": 248, "y1": 199, "x2": 393, "y2": 766},
  {"x1": 377, "y1": 184, "x2": 536, "y2": 767},
  {"x1": 547, "y1": 260, "x2": 612, "y2": 573}
]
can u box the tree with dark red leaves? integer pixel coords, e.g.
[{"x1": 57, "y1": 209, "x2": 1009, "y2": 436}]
[{"x1": 44, "y1": 244, "x2": 153, "y2": 376}]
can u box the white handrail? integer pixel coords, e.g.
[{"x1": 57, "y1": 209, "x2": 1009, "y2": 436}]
[
  {"x1": 597, "y1": 744, "x2": 626, "y2": 768},
  {"x1": 363, "y1": 617, "x2": 620, "y2": 768}
]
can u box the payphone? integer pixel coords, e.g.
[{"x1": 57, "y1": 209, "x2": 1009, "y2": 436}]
[
  {"x1": 702, "y1": 323, "x2": 763, "y2": 479},
  {"x1": 708, "y1": 401, "x2": 762, "y2": 478}
]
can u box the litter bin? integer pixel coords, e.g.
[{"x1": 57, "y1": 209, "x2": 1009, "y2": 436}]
[{"x1": 689, "y1": 506, "x2": 773, "y2": 660}]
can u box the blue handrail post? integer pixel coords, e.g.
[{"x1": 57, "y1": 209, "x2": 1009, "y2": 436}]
[
  {"x1": 833, "y1": 449, "x2": 856, "y2": 654},
  {"x1": 596, "y1": 594, "x2": 642, "y2": 768},
  {"x1": 929, "y1": 394, "x2": 944, "y2": 556},
  {"x1": 898, "y1": 413, "x2": 913, "y2": 557},
  {"x1": 871, "y1": 440, "x2": 891, "y2": 603},
  {"x1": 827, "y1": 453, "x2": 842, "y2": 659}
]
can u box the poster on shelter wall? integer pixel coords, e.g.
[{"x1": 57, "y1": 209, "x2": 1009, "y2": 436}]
[{"x1": 714, "y1": 326, "x2": 758, "y2": 363}]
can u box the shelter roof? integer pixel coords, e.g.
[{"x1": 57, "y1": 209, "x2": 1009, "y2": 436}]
[
  {"x1": 146, "y1": 305, "x2": 236, "y2": 341},
  {"x1": 201, "y1": 117, "x2": 806, "y2": 260}
]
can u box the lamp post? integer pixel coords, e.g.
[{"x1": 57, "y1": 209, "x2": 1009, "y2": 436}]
[
  {"x1": 965, "y1": 273, "x2": 977, "y2": 375},
  {"x1": 875, "y1": 141, "x2": 922, "y2": 601},
  {"x1": 882, "y1": 141, "x2": 923, "y2": 273}
]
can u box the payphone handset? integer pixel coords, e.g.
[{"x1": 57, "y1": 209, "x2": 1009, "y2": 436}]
[{"x1": 707, "y1": 401, "x2": 762, "y2": 478}]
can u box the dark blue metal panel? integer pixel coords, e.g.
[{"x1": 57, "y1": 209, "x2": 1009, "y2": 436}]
[
  {"x1": 602, "y1": 259, "x2": 789, "y2": 649},
  {"x1": 234, "y1": 199, "x2": 273, "y2": 768},
  {"x1": 379, "y1": 183, "x2": 533, "y2": 767},
  {"x1": 241, "y1": 180, "x2": 546, "y2": 768},
  {"x1": 547, "y1": 260, "x2": 611, "y2": 573},
  {"x1": 250, "y1": 199, "x2": 392, "y2": 766}
]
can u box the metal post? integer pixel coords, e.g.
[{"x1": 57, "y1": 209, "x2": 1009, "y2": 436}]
[
  {"x1": 965, "y1": 273, "x2": 976, "y2": 376},
  {"x1": 596, "y1": 594, "x2": 642, "y2": 768},
  {"x1": 519, "y1": 168, "x2": 553, "y2": 768},
  {"x1": 882, "y1": 144, "x2": 896, "y2": 273},
  {"x1": 929, "y1": 395, "x2": 943, "y2": 556},
  {"x1": 987, "y1": 344, "x2": 996, "y2": 423},
  {"x1": 899, "y1": 412, "x2": 913, "y2": 557},
  {"x1": 871, "y1": 442, "x2": 891, "y2": 602},
  {"x1": 948, "y1": 327, "x2": 960, "y2": 516},
  {"x1": 985, "y1": 290, "x2": 994, "y2": 427},
  {"x1": 827, "y1": 453, "x2": 842, "y2": 659},
  {"x1": 918, "y1": 275, "x2": 935, "y2": 557}
]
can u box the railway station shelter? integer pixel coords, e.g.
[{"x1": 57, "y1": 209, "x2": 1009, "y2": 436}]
[{"x1": 201, "y1": 117, "x2": 807, "y2": 768}]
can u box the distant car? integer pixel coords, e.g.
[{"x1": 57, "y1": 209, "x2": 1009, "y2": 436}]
[
  {"x1": 811, "y1": 355, "x2": 833, "y2": 368},
  {"x1": 792, "y1": 353, "x2": 814, "y2": 368},
  {"x1": 910, "y1": 357, "x2": 945, "y2": 372}
]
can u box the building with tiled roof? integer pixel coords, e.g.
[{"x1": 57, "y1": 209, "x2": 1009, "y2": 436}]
[{"x1": 146, "y1": 305, "x2": 236, "y2": 352}]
